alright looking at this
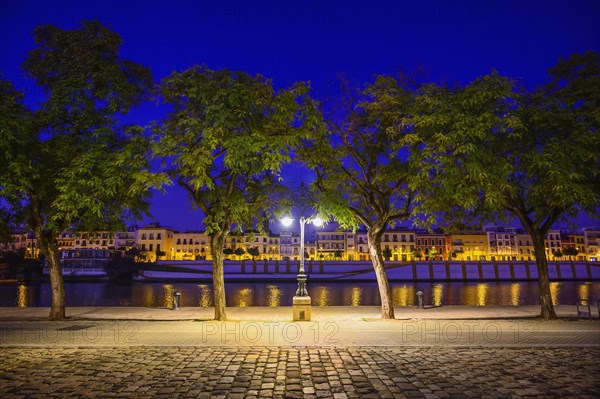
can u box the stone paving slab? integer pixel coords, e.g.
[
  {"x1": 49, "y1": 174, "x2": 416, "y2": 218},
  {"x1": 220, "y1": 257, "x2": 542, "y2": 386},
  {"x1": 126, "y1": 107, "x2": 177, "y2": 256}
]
[
  {"x1": 1, "y1": 319, "x2": 599, "y2": 348},
  {"x1": 1, "y1": 346, "x2": 599, "y2": 398},
  {"x1": 2, "y1": 305, "x2": 599, "y2": 321}
]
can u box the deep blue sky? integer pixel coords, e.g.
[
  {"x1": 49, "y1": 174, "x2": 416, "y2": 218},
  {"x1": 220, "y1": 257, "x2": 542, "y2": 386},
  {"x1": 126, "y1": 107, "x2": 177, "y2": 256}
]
[{"x1": 1, "y1": 0, "x2": 599, "y2": 232}]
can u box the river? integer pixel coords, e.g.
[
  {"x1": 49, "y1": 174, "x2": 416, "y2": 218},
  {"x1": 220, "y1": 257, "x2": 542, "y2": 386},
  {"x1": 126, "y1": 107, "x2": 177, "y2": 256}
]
[{"x1": 1, "y1": 281, "x2": 599, "y2": 308}]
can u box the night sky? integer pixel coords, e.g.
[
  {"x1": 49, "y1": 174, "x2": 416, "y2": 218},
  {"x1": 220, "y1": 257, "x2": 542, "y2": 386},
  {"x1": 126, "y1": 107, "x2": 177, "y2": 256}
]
[{"x1": 1, "y1": 0, "x2": 599, "y2": 232}]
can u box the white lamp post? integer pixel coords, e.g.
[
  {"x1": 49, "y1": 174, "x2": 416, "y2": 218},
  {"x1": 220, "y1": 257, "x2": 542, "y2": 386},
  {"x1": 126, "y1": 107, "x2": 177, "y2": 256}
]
[{"x1": 280, "y1": 183, "x2": 323, "y2": 321}]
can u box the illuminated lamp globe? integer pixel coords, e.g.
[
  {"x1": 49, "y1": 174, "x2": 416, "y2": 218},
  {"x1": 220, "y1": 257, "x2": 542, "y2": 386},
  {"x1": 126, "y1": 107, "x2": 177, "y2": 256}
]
[
  {"x1": 281, "y1": 217, "x2": 294, "y2": 227},
  {"x1": 312, "y1": 217, "x2": 324, "y2": 227}
]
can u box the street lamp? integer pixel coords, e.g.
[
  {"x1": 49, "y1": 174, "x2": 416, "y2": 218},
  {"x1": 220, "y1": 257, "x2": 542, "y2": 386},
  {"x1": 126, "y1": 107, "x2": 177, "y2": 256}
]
[{"x1": 280, "y1": 182, "x2": 323, "y2": 321}]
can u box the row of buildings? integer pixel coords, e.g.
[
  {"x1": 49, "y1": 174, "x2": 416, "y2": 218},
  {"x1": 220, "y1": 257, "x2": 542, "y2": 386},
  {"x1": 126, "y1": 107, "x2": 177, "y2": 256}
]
[{"x1": 3, "y1": 224, "x2": 600, "y2": 263}]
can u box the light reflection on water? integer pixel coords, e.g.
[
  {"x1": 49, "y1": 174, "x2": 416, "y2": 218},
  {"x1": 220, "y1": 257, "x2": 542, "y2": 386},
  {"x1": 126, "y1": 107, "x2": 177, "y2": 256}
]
[
  {"x1": 198, "y1": 284, "x2": 212, "y2": 307},
  {"x1": 2, "y1": 281, "x2": 599, "y2": 308},
  {"x1": 17, "y1": 285, "x2": 27, "y2": 308},
  {"x1": 511, "y1": 283, "x2": 520, "y2": 306},
  {"x1": 267, "y1": 285, "x2": 281, "y2": 307}
]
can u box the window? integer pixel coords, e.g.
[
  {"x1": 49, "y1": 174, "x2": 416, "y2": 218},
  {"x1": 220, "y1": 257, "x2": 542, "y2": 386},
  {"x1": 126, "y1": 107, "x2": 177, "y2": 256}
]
[
  {"x1": 149, "y1": 233, "x2": 154, "y2": 240},
  {"x1": 183, "y1": 239, "x2": 187, "y2": 245},
  {"x1": 149, "y1": 244, "x2": 153, "y2": 251},
  {"x1": 141, "y1": 234, "x2": 147, "y2": 240},
  {"x1": 157, "y1": 233, "x2": 162, "y2": 239},
  {"x1": 417, "y1": 239, "x2": 421, "y2": 245}
]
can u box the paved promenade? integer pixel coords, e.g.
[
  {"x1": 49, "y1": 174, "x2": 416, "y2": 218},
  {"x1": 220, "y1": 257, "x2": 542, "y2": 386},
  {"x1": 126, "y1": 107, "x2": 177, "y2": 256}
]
[{"x1": 1, "y1": 306, "x2": 599, "y2": 398}]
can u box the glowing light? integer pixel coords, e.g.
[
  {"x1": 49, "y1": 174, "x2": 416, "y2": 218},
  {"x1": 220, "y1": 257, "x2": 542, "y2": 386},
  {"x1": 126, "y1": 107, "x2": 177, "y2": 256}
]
[
  {"x1": 510, "y1": 283, "x2": 521, "y2": 306},
  {"x1": 392, "y1": 285, "x2": 414, "y2": 306},
  {"x1": 267, "y1": 284, "x2": 281, "y2": 307},
  {"x1": 350, "y1": 286, "x2": 362, "y2": 306},
  {"x1": 236, "y1": 288, "x2": 253, "y2": 307},
  {"x1": 197, "y1": 284, "x2": 212, "y2": 307},
  {"x1": 163, "y1": 284, "x2": 174, "y2": 308},
  {"x1": 316, "y1": 286, "x2": 329, "y2": 306},
  {"x1": 550, "y1": 282, "x2": 561, "y2": 305},
  {"x1": 578, "y1": 283, "x2": 589, "y2": 302},
  {"x1": 432, "y1": 284, "x2": 444, "y2": 306},
  {"x1": 312, "y1": 217, "x2": 324, "y2": 227},
  {"x1": 476, "y1": 283, "x2": 488, "y2": 306},
  {"x1": 17, "y1": 284, "x2": 27, "y2": 308},
  {"x1": 281, "y1": 217, "x2": 294, "y2": 227}
]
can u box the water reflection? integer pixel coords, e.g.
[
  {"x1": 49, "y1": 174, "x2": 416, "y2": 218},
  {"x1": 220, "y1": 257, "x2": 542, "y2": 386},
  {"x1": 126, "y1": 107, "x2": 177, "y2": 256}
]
[
  {"x1": 17, "y1": 284, "x2": 27, "y2": 308},
  {"x1": 163, "y1": 284, "x2": 175, "y2": 308},
  {"x1": 2, "y1": 281, "x2": 600, "y2": 307},
  {"x1": 550, "y1": 282, "x2": 561, "y2": 305},
  {"x1": 510, "y1": 283, "x2": 520, "y2": 306},
  {"x1": 235, "y1": 288, "x2": 253, "y2": 307},
  {"x1": 315, "y1": 286, "x2": 330, "y2": 306},
  {"x1": 578, "y1": 283, "x2": 589, "y2": 302},
  {"x1": 476, "y1": 283, "x2": 488, "y2": 306},
  {"x1": 392, "y1": 285, "x2": 414, "y2": 306},
  {"x1": 142, "y1": 285, "x2": 156, "y2": 307},
  {"x1": 350, "y1": 286, "x2": 362, "y2": 306},
  {"x1": 198, "y1": 284, "x2": 212, "y2": 307},
  {"x1": 432, "y1": 284, "x2": 444, "y2": 306},
  {"x1": 267, "y1": 285, "x2": 281, "y2": 307}
]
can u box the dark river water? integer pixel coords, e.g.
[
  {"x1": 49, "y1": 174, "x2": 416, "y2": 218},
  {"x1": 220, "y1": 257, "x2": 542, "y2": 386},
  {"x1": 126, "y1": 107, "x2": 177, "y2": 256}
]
[{"x1": 1, "y1": 281, "x2": 599, "y2": 307}]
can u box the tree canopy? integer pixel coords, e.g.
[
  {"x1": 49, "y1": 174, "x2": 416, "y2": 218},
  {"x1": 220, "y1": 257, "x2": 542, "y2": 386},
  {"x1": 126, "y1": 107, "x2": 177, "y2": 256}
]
[
  {"x1": 0, "y1": 21, "x2": 161, "y2": 320},
  {"x1": 155, "y1": 65, "x2": 323, "y2": 320},
  {"x1": 414, "y1": 52, "x2": 600, "y2": 319}
]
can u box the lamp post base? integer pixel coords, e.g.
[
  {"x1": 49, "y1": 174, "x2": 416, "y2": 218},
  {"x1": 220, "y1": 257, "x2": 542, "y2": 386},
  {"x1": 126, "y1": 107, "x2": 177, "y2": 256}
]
[{"x1": 292, "y1": 296, "x2": 311, "y2": 321}]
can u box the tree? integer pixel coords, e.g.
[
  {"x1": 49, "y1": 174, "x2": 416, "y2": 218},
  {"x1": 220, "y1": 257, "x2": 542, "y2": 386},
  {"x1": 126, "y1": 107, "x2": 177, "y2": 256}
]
[
  {"x1": 0, "y1": 22, "x2": 160, "y2": 320},
  {"x1": 416, "y1": 53, "x2": 600, "y2": 320},
  {"x1": 382, "y1": 248, "x2": 392, "y2": 261},
  {"x1": 155, "y1": 66, "x2": 322, "y2": 320},
  {"x1": 563, "y1": 247, "x2": 579, "y2": 260},
  {"x1": 234, "y1": 247, "x2": 245, "y2": 260},
  {"x1": 223, "y1": 248, "x2": 234, "y2": 259},
  {"x1": 334, "y1": 249, "x2": 344, "y2": 260},
  {"x1": 413, "y1": 250, "x2": 423, "y2": 260},
  {"x1": 552, "y1": 250, "x2": 563, "y2": 260},
  {"x1": 155, "y1": 249, "x2": 166, "y2": 261},
  {"x1": 247, "y1": 246, "x2": 259, "y2": 260},
  {"x1": 428, "y1": 247, "x2": 438, "y2": 260},
  {"x1": 304, "y1": 75, "x2": 421, "y2": 319}
]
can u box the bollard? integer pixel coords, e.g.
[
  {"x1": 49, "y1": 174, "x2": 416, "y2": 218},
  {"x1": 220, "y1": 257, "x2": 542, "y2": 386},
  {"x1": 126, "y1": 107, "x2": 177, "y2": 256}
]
[
  {"x1": 416, "y1": 290, "x2": 424, "y2": 309},
  {"x1": 173, "y1": 291, "x2": 181, "y2": 310}
]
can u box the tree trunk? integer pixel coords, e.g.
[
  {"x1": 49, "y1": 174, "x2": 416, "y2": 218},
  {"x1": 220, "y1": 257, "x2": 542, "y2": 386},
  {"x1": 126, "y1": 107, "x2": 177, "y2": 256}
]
[
  {"x1": 36, "y1": 229, "x2": 65, "y2": 320},
  {"x1": 367, "y1": 229, "x2": 394, "y2": 319},
  {"x1": 210, "y1": 231, "x2": 227, "y2": 321},
  {"x1": 532, "y1": 232, "x2": 557, "y2": 320}
]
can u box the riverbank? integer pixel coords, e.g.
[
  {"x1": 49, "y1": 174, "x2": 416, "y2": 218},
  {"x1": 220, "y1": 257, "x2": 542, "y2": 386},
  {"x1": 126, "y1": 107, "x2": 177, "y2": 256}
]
[
  {"x1": 2, "y1": 304, "x2": 599, "y2": 321},
  {"x1": 135, "y1": 260, "x2": 600, "y2": 282}
]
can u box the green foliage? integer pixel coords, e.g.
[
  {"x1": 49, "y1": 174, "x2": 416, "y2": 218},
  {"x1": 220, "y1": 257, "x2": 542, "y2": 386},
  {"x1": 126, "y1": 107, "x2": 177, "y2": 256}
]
[
  {"x1": 416, "y1": 54, "x2": 600, "y2": 234},
  {"x1": 156, "y1": 66, "x2": 324, "y2": 239},
  {"x1": 155, "y1": 249, "x2": 166, "y2": 260},
  {"x1": 381, "y1": 248, "x2": 392, "y2": 261},
  {"x1": 305, "y1": 75, "x2": 419, "y2": 233},
  {"x1": 234, "y1": 247, "x2": 245, "y2": 258},
  {"x1": 247, "y1": 246, "x2": 259, "y2": 259},
  {"x1": 1, "y1": 21, "x2": 162, "y2": 238},
  {"x1": 563, "y1": 247, "x2": 579, "y2": 257}
]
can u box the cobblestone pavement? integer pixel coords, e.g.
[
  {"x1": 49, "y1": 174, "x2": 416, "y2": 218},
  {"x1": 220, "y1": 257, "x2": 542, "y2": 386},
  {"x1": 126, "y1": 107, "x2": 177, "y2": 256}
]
[{"x1": 1, "y1": 346, "x2": 599, "y2": 398}]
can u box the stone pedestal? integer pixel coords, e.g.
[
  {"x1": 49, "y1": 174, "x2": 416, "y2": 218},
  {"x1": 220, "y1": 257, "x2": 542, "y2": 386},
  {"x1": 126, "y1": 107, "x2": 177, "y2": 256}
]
[{"x1": 292, "y1": 296, "x2": 311, "y2": 321}]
